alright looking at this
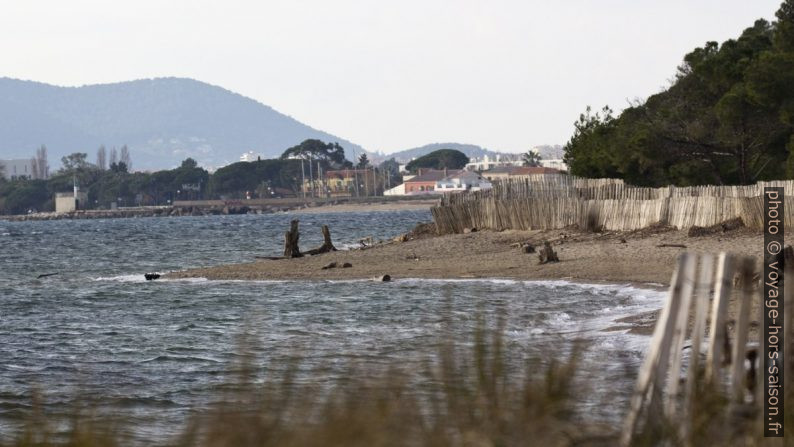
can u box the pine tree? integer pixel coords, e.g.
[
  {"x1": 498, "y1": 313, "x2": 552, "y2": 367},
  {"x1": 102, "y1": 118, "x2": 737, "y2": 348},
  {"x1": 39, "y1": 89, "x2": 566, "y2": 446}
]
[
  {"x1": 357, "y1": 153, "x2": 370, "y2": 168},
  {"x1": 775, "y1": 0, "x2": 794, "y2": 51}
]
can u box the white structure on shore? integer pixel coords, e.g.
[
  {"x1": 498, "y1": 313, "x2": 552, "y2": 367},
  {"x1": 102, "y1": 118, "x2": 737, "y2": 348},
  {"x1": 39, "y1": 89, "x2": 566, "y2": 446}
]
[
  {"x1": 464, "y1": 154, "x2": 522, "y2": 172},
  {"x1": 436, "y1": 171, "x2": 492, "y2": 192},
  {"x1": 240, "y1": 151, "x2": 263, "y2": 162},
  {"x1": 55, "y1": 178, "x2": 88, "y2": 213},
  {"x1": 55, "y1": 191, "x2": 88, "y2": 213},
  {"x1": 383, "y1": 183, "x2": 406, "y2": 196},
  {"x1": 539, "y1": 158, "x2": 568, "y2": 171},
  {"x1": 0, "y1": 159, "x2": 35, "y2": 180}
]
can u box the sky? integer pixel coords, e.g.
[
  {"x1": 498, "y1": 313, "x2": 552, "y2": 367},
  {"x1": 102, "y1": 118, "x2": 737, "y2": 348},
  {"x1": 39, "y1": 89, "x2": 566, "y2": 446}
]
[{"x1": 0, "y1": 0, "x2": 783, "y2": 154}]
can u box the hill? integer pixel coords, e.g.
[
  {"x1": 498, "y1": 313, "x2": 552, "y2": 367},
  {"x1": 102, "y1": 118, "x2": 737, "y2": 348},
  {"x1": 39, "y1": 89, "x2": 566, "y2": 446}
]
[
  {"x1": 385, "y1": 143, "x2": 501, "y2": 163},
  {"x1": 0, "y1": 77, "x2": 366, "y2": 170}
]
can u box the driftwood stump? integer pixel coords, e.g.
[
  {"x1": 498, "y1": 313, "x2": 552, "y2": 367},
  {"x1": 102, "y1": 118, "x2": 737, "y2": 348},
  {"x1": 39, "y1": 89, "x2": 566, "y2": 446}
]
[
  {"x1": 304, "y1": 225, "x2": 338, "y2": 256},
  {"x1": 283, "y1": 219, "x2": 302, "y2": 258},
  {"x1": 537, "y1": 241, "x2": 559, "y2": 264}
]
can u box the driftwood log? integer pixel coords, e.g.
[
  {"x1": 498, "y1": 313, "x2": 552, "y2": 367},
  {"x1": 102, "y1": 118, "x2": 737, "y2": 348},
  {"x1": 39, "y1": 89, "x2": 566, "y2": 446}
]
[
  {"x1": 274, "y1": 220, "x2": 338, "y2": 259},
  {"x1": 304, "y1": 225, "x2": 338, "y2": 256},
  {"x1": 537, "y1": 241, "x2": 559, "y2": 264},
  {"x1": 283, "y1": 219, "x2": 303, "y2": 258}
]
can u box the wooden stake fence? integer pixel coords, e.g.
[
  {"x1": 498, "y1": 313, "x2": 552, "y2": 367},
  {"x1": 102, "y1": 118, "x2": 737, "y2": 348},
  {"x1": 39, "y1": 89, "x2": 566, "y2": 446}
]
[
  {"x1": 432, "y1": 177, "x2": 794, "y2": 234},
  {"x1": 620, "y1": 252, "x2": 791, "y2": 446}
]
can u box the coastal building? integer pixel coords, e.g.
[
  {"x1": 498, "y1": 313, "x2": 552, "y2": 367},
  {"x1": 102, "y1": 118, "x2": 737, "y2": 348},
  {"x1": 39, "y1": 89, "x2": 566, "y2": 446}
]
[
  {"x1": 55, "y1": 191, "x2": 89, "y2": 213},
  {"x1": 436, "y1": 171, "x2": 492, "y2": 192},
  {"x1": 239, "y1": 151, "x2": 263, "y2": 162},
  {"x1": 539, "y1": 159, "x2": 568, "y2": 171},
  {"x1": 383, "y1": 183, "x2": 406, "y2": 196},
  {"x1": 464, "y1": 154, "x2": 522, "y2": 172},
  {"x1": 480, "y1": 166, "x2": 564, "y2": 181},
  {"x1": 403, "y1": 169, "x2": 461, "y2": 194},
  {"x1": 0, "y1": 159, "x2": 34, "y2": 180},
  {"x1": 507, "y1": 166, "x2": 563, "y2": 178},
  {"x1": 480, "y1": 166, "x2": 516, "y2": 182},
  {"x1": 302, "y1": 169, "x2": 378, "y2": 197}
]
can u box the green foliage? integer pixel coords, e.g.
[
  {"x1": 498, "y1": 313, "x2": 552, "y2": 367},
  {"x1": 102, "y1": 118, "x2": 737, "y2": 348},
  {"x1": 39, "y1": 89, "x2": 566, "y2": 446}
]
[
  {"x1": 0, "y1": 180, "x2": 49, "y2": 214},
  {"x1": 209, "y1": 159, "x2": 301, "y2": 197},
  {"x1": 109, "y1": 162, "x2": 128, "y2": 173},
  {"x1": 356, "y1": 153, "x2": 370, "y2": 169},
  {"x1": 280, "y1": 139, "x2": 351, "y2": 169},
  {"x1": 60, "y1": 153, "x2": 90, "y2": 171},
  {"x1": 378, "y1": 158, "x2": 401, "y2": 186},
  {"x1": 522, "y1": 150, "x2": 542, "y2": 167},
  {"x1": 0, "y1": 139, "x2": 357, "y2": 214},
  {"x1": 405, "y1": 149, "x2": 470, "y2": 173},
  {"x1": 564, "y1": 6, "x2": 794, "y2": 186}
]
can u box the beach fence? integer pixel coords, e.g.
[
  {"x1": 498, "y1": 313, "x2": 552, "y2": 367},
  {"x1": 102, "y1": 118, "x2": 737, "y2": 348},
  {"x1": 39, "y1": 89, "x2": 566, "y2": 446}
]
[
  {"x1": 431, "y1": 177, "x2": 794, "y2": 234},
  {"x1": 620, "y1": 251, "x2": 794, "y2": 446}
]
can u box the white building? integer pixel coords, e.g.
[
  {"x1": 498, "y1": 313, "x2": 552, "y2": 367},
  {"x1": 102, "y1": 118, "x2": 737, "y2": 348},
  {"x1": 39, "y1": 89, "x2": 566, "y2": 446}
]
[
  {"x1": 240, "y1": 151, "x2": 263, "y2": 162},
  {"x1": 436, "y1": 171, "x2": 492, "y2": 193},
  {"x1": 55, "y1": 191, "x2": 89, "y2": 213},
  {"x1": 383, "y1": 183, "x2": 406, "y2": 196},
  {"x1": 464, "y1": 154, "x2": 522, "y2": 172},
  {"x1": 0, "y1": 159, "x2": 34, "y2": 180},
  {"x1": 539, "y1": 159, "x2": 568, "y2": 171}
]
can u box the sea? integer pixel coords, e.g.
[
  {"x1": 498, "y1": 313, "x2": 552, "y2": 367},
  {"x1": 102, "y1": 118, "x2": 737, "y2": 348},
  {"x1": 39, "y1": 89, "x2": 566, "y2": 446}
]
[{"x1": 0, "y1": 210, "x2": 665, "y2": 443}]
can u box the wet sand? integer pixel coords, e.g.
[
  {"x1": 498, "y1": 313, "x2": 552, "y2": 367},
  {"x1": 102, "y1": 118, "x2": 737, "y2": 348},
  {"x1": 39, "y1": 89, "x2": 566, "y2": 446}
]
[
  {"x1": 167, "y1": 225, "x2": 761, "y2": 285},
  {"x1": 166, "y1": 223, "x2": 763, "y2": 336}
]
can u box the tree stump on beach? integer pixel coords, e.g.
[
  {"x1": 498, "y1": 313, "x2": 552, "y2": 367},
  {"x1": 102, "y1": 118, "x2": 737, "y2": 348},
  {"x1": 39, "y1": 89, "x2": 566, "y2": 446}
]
[
  {"x1": 283, "y1": 219, "x2": 302, "y2": 258},
  {"x1": 537, "y1": 241, "x2": 559, "y2": 264},
  {"x1": 304, "y1": 225, "x2": 338, "y2": 256}
]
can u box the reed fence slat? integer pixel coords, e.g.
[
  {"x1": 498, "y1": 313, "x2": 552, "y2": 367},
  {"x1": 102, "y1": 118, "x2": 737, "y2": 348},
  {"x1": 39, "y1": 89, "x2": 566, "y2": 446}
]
[{"x1": 432, "y1": 176, "x2": 794, "y2": 234}]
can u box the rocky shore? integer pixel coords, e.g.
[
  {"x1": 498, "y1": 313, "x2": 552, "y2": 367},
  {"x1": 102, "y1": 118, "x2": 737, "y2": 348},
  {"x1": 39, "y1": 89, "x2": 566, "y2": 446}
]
[
  {"x1": 0, "y1": 205, "x2": 259, "y2": 222},
  {"x1": 0, "y1": 199, "x2": 437, "y2": 222}
]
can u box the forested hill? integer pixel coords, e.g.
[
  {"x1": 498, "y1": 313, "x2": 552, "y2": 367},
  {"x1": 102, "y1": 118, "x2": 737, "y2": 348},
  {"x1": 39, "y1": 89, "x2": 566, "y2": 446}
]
[
  {"x1": 564, "y1": 0, "x2": 794, "y2": 186},
  {"x1": 0, "y1": 77, "x2": 365, "y2": 170},
  {"x1": 386, "y1": 143, "x2": 499, "y2": 163}
]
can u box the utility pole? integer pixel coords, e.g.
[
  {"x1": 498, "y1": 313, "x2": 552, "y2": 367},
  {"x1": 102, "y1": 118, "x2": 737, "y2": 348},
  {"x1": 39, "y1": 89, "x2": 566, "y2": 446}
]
[
  {"x1": 317, "y1": 161, "x2": 323, "y2": 199},
  {"x1": 300, "y1": 158, "x2": 306, "y2": 199},
  {"x1": 308, "y1": 155, "x2": 314, "y2": 198}
]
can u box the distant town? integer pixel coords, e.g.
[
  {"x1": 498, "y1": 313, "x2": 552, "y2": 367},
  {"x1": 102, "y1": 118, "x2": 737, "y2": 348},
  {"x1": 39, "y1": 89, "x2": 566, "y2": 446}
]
[{"x1": 0, "y1": 141, "x2": 567, "y2": 216}]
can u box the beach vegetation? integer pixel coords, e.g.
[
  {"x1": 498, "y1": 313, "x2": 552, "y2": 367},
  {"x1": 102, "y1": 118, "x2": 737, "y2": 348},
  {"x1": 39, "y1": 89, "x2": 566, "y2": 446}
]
[{"x1": 564, "y1": 0, "x2": 794, "y2": 186}]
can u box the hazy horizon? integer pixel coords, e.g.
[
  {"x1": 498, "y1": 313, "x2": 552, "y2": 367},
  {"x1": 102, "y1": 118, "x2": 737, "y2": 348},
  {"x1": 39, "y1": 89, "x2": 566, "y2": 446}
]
[{"x1": 0, "y1": 1, "x2": 782, "y2": 154}]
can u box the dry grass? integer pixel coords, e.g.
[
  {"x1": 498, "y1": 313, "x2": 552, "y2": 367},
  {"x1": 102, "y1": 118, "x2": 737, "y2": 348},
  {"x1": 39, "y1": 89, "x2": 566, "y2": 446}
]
[{"x1": 1, "y1": 314, "x2": 789, "y2": 447}]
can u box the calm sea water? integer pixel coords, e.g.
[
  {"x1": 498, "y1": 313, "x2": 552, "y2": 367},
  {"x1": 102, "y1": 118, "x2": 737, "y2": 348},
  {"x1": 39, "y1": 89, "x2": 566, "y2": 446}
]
[{"x1": 0, "y1": 211, "x2": 664, "y2": 443}]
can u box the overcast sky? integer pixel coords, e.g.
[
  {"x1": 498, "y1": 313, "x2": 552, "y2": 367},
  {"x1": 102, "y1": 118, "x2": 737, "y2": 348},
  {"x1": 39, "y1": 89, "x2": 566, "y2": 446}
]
[{"x1": 0, "y1": 1, "x2": 783, "y2": 154}]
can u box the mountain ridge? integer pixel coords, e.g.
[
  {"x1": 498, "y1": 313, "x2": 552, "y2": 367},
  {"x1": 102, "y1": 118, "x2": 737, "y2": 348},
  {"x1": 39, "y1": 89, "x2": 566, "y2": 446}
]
[{"x1": 0, "y1": 77, "x2": 366, "y2": 170}]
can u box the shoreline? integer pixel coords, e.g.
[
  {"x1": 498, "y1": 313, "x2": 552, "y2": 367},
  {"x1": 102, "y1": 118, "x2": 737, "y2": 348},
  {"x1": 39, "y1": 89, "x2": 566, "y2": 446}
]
[
  {"x1": 166, "y1": 225, "x2": 762, "y2": 285},
  {"x1": 165, "y1": 223, "x2": 762, "y2": 336},
  {"x1": 0, "y1": 198, "x2": 436, "y2": 222}
]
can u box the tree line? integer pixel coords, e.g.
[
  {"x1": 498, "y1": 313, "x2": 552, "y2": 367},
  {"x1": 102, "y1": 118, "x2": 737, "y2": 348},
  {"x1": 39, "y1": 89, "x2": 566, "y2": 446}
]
[
  {"x1": 564, "y1": 0, "x2": 794, "y2": 186},
  {"x1": 0, "y1": 139, "x2": 414, "y2": 215}
]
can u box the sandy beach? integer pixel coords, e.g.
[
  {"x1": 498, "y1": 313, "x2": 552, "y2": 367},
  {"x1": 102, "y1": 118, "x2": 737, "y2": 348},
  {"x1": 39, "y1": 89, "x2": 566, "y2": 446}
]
[
  {"x1": 166, "y1": 221, "x2": 765, "y2": 336},
  {"x1": 167, "y1": 222, "x2": 762, "y2": 285}
]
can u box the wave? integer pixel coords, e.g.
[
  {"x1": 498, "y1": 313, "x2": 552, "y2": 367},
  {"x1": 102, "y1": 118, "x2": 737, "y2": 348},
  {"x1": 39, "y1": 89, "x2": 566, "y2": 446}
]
[
  {"x1": 139, "y1": 355, "x2": 222, "y2": 364},
  {"x1": 93, "y1": 274, "x2": 211, "y2": 284}
]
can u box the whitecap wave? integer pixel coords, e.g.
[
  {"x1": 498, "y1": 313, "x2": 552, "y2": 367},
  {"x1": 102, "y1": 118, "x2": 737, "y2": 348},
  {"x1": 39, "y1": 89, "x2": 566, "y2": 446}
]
[{"x1": 94, "y1": 274, "x2": 149, "y2": 283}]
